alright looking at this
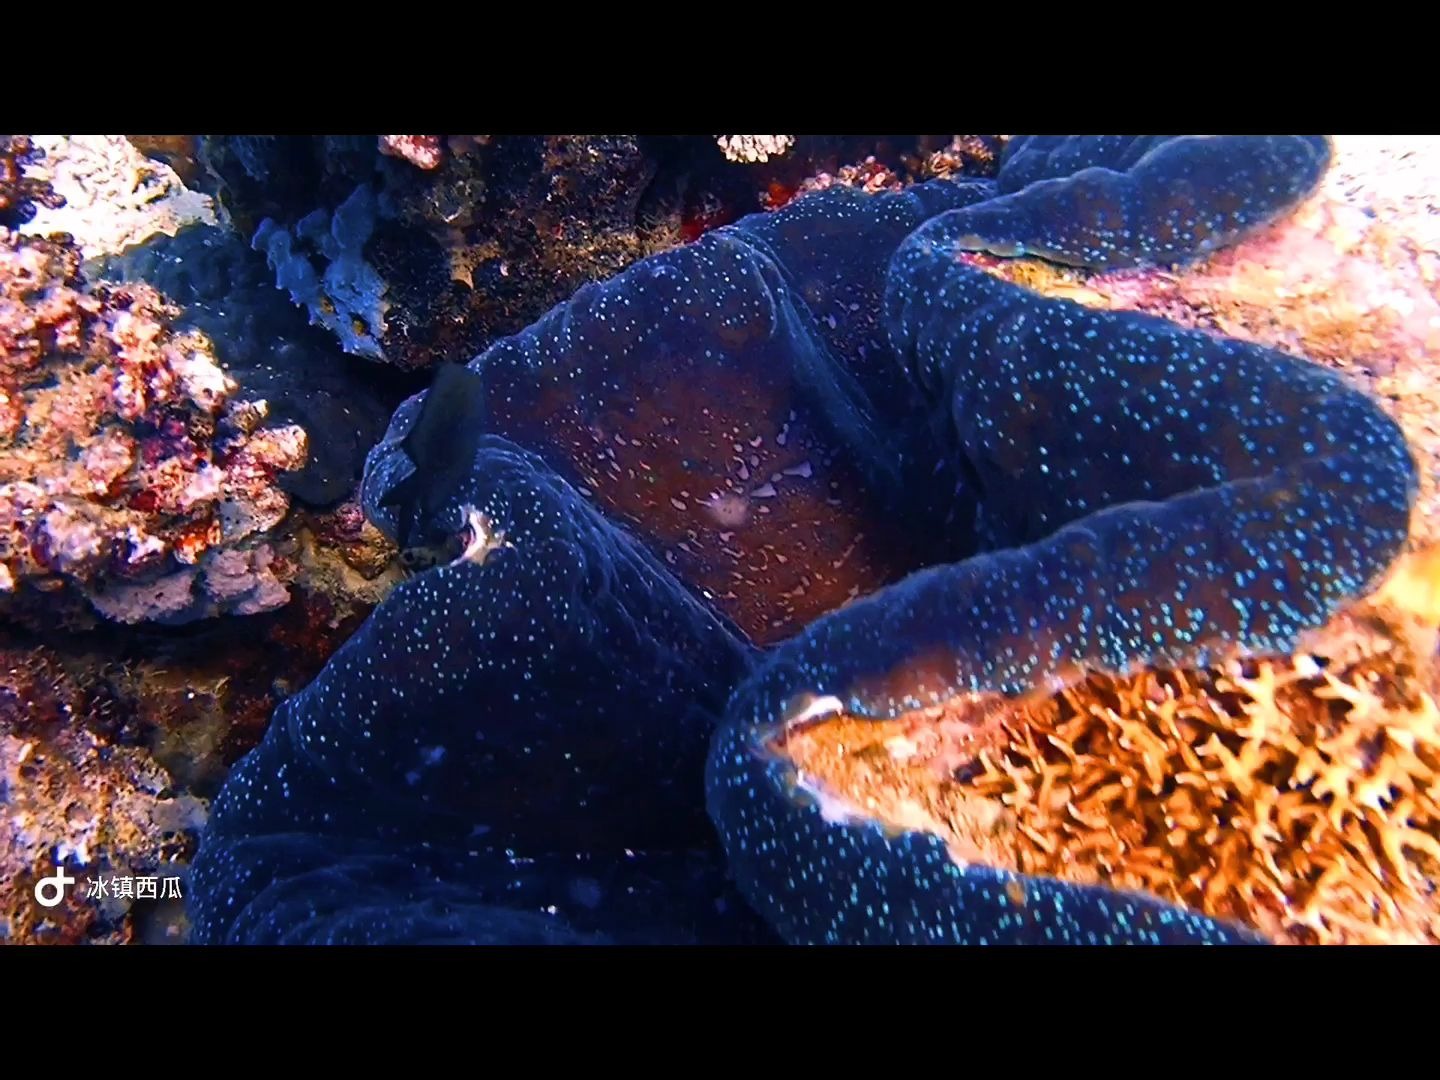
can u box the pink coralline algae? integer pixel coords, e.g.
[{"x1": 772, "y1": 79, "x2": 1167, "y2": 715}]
[{"x1": 0, "y1": 229, "x2": 306, "y2": 625}]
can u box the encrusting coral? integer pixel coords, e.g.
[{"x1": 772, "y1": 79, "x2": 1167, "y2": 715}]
[
  {"x1": 0, "y1": 640, "x2": 207, "y2": 943},
  {"x1": 0, "y1": 137, "x2": 414, "y2": 945},
  {"x1": 16, "y1": 135, "x2": 214, "y2": 259},
  {"x1": 90, "y1": 221, "x2": 396, "y2": 507},
  {"x1": 0, "y1": 215, "x2": 305, "y2": 625}
]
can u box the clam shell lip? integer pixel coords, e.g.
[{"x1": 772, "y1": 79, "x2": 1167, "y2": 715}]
[
  {"x1": 709, "y1": 135, "x2": 1412, "y2": 945},
  {"x1": 189, "y1": 136, "x2": 1408, "y2": 945}
]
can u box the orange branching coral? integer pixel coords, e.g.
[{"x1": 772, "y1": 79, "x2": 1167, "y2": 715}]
[{"x1": 780, "y1": 546, "x2": 1440, "y2": 945}]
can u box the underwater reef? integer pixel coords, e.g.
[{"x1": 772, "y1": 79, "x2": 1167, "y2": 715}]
[
  {"x1": 89, "y1": 223, "x2": 395, "y2": 507},
  {"x1": 179, "y1": 135, "x2": 989, "y2": 372},
  {"x1": 187, "y1": 135, "x2": 1428, "y2": 945},
  {"x1": 17, "y1": 136, "x2": 215, "y2": 260},
  {"x1": 0, "y1": 224, "x2": 304, "y2": 627},
  {"x1": 0, "y1": 140, "x2": 406, "y2": 631},
  {"x1": 0, "y1": 586, "x2": 389, "y2": 943},
  {"x1": 1, "y1": 638, "x2": 205, "y2": 943},
  {"x1": 0, "y1": 138, "x2": 416, "y2": 943}
]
